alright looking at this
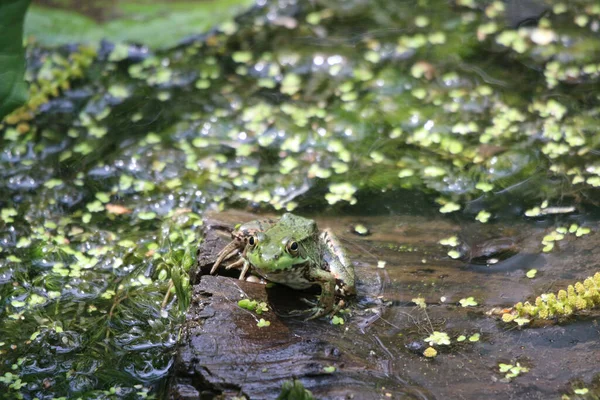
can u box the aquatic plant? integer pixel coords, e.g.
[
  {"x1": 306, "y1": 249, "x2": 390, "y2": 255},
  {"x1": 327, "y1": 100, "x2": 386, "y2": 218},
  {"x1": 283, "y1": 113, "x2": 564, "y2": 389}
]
[
  {"x1": 498, "y1": 362, "x2": 529, "y2": 381},
  {"x1": 1, "y1": 0, "x2": 600, "y2": 397},
  {"x1": 424, "y1": 331, "x2": 451, "y2": 346},
  {"x1": 502, "y1": 272, "x2": 600, "y2": 324},
  {"x1": 4, "y1": 0, "x2": 600, "y2": 217},
  {"x1": 277, "y1": 379, "x2": 315, "y2": 400},
  {"x1": 3, "y1": 45, "x2": 96, "y2": 129}
]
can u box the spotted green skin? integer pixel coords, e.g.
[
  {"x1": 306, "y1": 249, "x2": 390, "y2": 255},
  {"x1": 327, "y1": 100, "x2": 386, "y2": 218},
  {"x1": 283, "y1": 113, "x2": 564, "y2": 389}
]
[{"x1": 245, "y1": 213, "x2": 355, "y2": 319}]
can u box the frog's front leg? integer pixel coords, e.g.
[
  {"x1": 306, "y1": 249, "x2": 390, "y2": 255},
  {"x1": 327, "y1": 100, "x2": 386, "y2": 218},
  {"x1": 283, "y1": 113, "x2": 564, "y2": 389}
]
[
  {"x1": 211, "y1": 240, "x2": 243, "y2": 274},
  {"x1": 221, "y1": 257, "x2": 251, "y2": 281},
  {"x1": 305, "y1": 268, "x2": 336, "y2": 320}
]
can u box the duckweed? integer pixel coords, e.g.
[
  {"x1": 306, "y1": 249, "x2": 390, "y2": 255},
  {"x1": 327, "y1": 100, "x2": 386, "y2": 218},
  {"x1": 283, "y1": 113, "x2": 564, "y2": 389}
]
[
  {"x1": 475, "y1": 210, "x2": 491, "y2": 223},
  {"x1": 468, "y1": 333, "x2": 480, "y2": 342},
  {"x1": 424, "y1": 331, "x2": 451, "y2": 346},
  {"x1": 447, "y1": 250, "x2": 461, "y2": 259},
  {"x1": 498, "y1": 362, "x2": 529, "y2": 380},
  {"x1": 459, "y1": 297, "x2": 478, "y2": 307},
  {"x1": 439, "y1": 236, "x2": 459, "y2": 247},
  {"x1": 439, "y1": 203, "x2": 460, "y2": 214},
  {"x1": 540, "y1": 225, "x2": 593, "y2": 253},
  {"x1": 257, "y1": 318, "x2": 271, "y2": 328},
  {"x1": 412, "y1": 298, "x2": 427, "y2": 309}
]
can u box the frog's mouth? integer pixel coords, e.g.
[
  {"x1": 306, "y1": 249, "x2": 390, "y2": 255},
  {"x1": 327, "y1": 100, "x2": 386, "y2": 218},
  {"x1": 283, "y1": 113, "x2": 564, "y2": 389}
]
[{"x1": 248, "y1": 251, "x2": 309, "y2": 271}]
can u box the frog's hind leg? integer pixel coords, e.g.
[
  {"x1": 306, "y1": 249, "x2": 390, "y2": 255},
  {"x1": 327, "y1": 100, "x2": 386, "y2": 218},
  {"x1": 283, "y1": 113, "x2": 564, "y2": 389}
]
[
  {"x1": 290, "y1": 297, "x2": 344, "y2": 320},
  {"x1": 305, "y1": 267, "x2": 336, "y2": 320},
  {"x1": 320, "y1": 229, "x2": 356, "y2": 296},
  {"x1": 211, "y1": 241, "x2": 241, "y2": 274}
]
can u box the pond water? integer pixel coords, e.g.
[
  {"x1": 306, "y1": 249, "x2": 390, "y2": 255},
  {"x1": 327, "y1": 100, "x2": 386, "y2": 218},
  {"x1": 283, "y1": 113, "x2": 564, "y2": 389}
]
[{"x1": 1, "y1": 0, "x2": 599, "y2": 398}]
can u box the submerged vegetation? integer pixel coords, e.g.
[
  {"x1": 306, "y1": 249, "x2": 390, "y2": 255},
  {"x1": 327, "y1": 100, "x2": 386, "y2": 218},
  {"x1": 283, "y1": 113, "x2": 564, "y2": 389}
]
[{"x1": 0, "y1": 0, "x2": 600, "y2": 398}]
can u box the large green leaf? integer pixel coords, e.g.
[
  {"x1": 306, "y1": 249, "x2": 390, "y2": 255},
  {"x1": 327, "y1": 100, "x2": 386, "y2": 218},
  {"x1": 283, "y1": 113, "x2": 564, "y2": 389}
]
[
  {"x1": 0, "y1": 0, "x2": 30, "y2": 121},
  {"x1": 25, "y1": 0, "x2": 253, "y2": 50}
]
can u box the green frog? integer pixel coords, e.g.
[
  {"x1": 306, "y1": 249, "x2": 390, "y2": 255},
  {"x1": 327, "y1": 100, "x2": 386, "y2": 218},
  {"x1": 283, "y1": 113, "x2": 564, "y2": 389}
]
[{"x1": 210, "y1": 213, "x2": 355, "y2": 319}]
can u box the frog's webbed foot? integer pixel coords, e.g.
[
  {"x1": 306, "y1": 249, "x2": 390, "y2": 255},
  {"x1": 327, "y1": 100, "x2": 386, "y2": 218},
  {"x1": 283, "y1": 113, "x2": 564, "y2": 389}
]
[
  {"x1": 305, "y1": 306, "x2": 328, "y2": 320},
  {"x1": 271, "y1": 297, "x2": 322, "y2": 319},
  {"x1": 277, "y1": 305, "x2": 326, "y2": 320},
  {"x1": 280, "y1": 308, "x2": 310, "y2": 318},
  {"x1": 276, "y1": 297, "x2": 343, "y2": 320},
  {"x1": 296, "y1": 297, "x2": 336, "y2": 320},
  {"x1": 305, "y1": 299, "x2": 345, "y2": 320}
]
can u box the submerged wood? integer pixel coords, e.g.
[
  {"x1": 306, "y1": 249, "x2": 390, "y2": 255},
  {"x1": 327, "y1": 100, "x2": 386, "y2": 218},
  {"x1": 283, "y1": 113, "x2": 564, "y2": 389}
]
[
  {"x1": 173, "y1": 212, "x2": 427, "y2": 399},
  {"x1": 172, "y1": 211, "x2": 600, "y2": 399},
  {"x1": 170, "y1": 277, "x2": 428, "y2": 399}
]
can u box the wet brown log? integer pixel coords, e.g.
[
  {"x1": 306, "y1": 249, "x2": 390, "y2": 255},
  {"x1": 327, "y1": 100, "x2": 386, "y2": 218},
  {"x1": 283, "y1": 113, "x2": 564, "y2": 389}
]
[
  {"x1": 170, "y1": 276, "x2": 428, "y2": 399},
  {"x1": 172, "y1": 211, "x2": 600, "y2": 399}
]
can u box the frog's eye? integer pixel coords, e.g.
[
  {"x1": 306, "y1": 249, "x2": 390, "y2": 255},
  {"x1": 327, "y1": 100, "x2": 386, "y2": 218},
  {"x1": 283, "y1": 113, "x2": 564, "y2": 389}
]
[
  {"x1": 248, "y1": 235, "x2": 257, "y2": 247},
  {"x1": 286, "y1": 240, "x2": 299, "y2": 255}
]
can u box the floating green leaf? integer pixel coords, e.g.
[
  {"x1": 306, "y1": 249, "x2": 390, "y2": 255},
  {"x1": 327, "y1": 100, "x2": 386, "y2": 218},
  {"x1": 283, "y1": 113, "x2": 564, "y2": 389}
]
[
  {"x1": 459, "y1": 297, "x2": 478, "y2": 307},
  {"x1": 424, "y1": 331, "x2": 451, "y2": 346},
  {"x1": 257, "y1": 318, "x2": 271, "y2": 328}
]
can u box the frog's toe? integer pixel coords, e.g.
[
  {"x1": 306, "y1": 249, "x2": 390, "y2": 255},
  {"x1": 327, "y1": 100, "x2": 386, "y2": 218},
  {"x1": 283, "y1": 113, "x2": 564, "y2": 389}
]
[
  {"x1": 300, "y1": 297, "x2": 318, "y2": 307},
  {"x1": 277, "y1": 304, "x2": 332, "y2": 320},
  {"x1": 278, "y1": 304, "x2": 322, "y2": 319},
  {"x1": 283, "y1": 309, "x2": 309, "y2": 317},
  {"x1": 298, "y1": 296, "x2": 338, "y2": 320},
  {"x1": 211, "y1": 242, "x2": 241, "y2": 274},
  {"x1": 224, "y1": 258, "x2": 244, "y2": 270},
  {"x1": 305, "y1": 307, "x2": 329, "y2": 320}
]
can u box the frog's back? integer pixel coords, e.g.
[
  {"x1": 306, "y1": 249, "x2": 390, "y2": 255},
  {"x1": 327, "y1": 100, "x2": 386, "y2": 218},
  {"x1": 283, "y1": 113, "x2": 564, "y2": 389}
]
[
  {"x1": 237, "y1": 218, "x2": 275, "y2": 235},
  {"x1": 266, "y1": 213, "x2": 317, "y2": 242}
]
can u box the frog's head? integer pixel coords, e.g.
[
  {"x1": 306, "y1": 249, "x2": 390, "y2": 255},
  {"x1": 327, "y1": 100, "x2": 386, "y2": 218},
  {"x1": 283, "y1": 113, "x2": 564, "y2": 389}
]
[{"x1": 246, "y1": 232, "x2": 309, "y2": 271}]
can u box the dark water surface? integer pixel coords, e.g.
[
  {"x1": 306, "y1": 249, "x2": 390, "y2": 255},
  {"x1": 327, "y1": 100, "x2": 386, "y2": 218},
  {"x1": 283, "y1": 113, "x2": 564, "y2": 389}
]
[{"x1": 1, "y1": 0, "x2": 599, "y2": 398}]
